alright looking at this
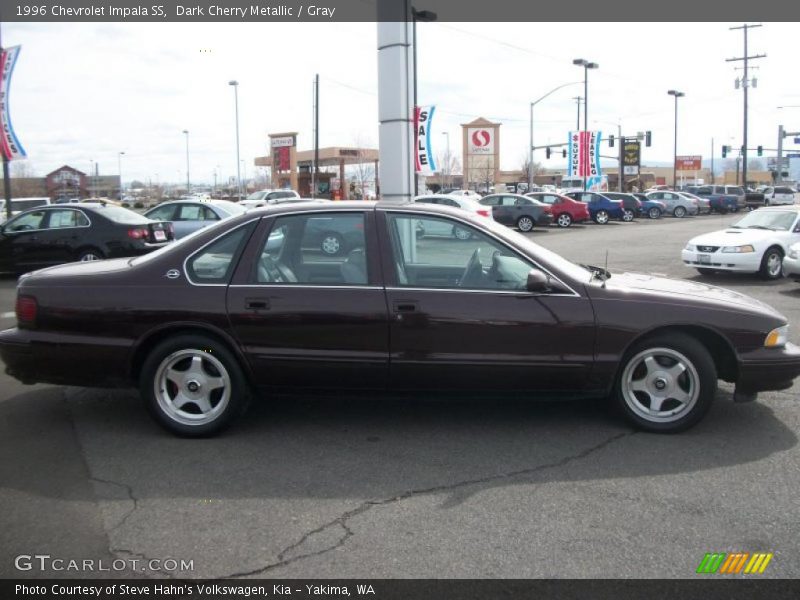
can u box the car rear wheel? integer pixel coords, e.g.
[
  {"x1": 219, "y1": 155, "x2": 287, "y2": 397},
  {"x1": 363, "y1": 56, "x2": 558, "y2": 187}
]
[
  {"x1": 614, "y1": 333, "x2": 716, "y2": 433},
  {"x1": 647, "y1": 207, "x2": 661, "y2": 219},
  {"x1": 556, "y1": 213, "x2": 572, "y2": 228},
  {"x1": 622, "y1": 209, "x2": 635, "y2": 222},
  {"x1": 759, "y1": 246, "x2": 784, "y2": 280},
  {"x1": 516, "y1": 216, "x2": 534, "y2": 232},
  {"x1": 140, "y1": 334, "x2": 250, "y2": 437},
  {"x1": 673, "y1": 206, "x2": 687, "y2": 218},
  {"x1": 594, "y1": 210, "x2": 609, "y2": 224},
  {"x1": 320, "y1": 232, "x2": 344, "y2": 256},
  {"x1": 77, "y1": 248, "x2": 104, "y2": 262}
]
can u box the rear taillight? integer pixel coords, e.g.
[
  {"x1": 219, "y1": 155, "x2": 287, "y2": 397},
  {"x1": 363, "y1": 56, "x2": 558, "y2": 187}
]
[
  {"x1": 16, "y1": 295, "x2": 37, "y2": 324},
  {"x1": 476, "y1": 209, "x2": 491, "y2": 218},
  {"x1": 128, "y1": 227, "x2": 148, "y2": 239}
]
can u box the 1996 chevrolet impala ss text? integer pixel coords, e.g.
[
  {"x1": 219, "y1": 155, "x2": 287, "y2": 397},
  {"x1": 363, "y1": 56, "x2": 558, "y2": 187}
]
[{"x1": 1, "y1": 201, "x2": 798, "y2": 436}]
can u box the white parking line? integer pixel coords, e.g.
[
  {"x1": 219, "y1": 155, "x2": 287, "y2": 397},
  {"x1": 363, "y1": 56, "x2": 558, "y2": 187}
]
[{"x1": 0, "y1": 311, "x2": 15, "y2": 319}]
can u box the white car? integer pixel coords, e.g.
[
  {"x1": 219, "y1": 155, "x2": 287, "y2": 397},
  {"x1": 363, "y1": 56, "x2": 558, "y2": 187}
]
[
  {"x1": 762, "y1": 186, "x2": 797, "y2": 206},
  {"x1": 413, "y1": 194, "x2": 493, "y2": 239},
  {"x1": 240, "y1": 189, "x2": 300, "y2": 209},
  {"x1": 682, "y1": 206, "x2": 800, "y2": 280},
  {"x1": 447, "y1": 189, "x2": 483, "y2": 201},
  {"x1": 784, "y1": 243, "x2": 800, "y2": 282}
]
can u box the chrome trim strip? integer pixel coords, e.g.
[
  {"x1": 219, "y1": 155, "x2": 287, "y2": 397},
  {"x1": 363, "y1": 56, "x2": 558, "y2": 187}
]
[
  {"x1": 230, "y1": 284, "x2": 383, "y2": 290},
  {"x1": 3, "y1": 206, "x2": 93, "y2": 232},
  {"x1": 384, "y1": 286, "x2": 578, "y2": 297}
]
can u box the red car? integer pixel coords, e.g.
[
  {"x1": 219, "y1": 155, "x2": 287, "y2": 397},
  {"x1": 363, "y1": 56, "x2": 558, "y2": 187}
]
[{"x1": 525, "y1": 192, "x2": 591, "y2": 228}]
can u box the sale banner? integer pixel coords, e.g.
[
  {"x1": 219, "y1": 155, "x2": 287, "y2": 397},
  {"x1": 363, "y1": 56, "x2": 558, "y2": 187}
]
[
  {"x1": 0, "y1": 46, "x2": 26, "y2": 161},
  {"x1": 414, "y1": 105, "x2": 437, "y2": 175}
]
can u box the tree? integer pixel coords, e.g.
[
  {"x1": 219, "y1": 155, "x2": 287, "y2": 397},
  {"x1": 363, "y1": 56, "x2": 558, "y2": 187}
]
[
  {"x1": 748, "y1": 159, "x2": 764, "y2": 171},
  {"x1": 436, "y1": 148, "x2": 460, "y2": 190},
  {"x1": 10, "y1": 161, "x2": 45, "y2": 197},
  {"x1": 469, "y1": 155, "x2": 495, "y2": 193},
  {"x1": 347, "y1": 134, "x2": 376, "y2": 199},
  {"x1": 520, "y1": 153, "x2": 544, "y2": 184}
]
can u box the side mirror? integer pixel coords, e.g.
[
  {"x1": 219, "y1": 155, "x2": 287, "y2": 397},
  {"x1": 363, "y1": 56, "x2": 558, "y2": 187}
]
[{"x1": 526, "y1": 269, "x2": 550, "y2": 293}]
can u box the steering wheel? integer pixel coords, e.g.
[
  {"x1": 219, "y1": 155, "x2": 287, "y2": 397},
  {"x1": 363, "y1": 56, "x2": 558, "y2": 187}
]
[{"x1": 458, "y1": 248, "x2": 483, "y2": 287}]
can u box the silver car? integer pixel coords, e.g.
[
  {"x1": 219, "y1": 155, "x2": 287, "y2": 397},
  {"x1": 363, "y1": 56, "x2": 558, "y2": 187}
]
[
  {"x1": 144, "y1": 200, "x2": 246, "y2": 239},
  {"x1": 645, "y1": 191, "x2": 698, "y2": 218},
  {"x1": 677, "y1": 192, "x2": 711, "y2": 214}
]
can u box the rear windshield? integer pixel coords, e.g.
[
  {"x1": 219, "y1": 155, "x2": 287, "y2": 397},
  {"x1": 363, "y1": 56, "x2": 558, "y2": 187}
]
[{"x1": 88, "y1": 205, "x2": 150, "y2": 224}]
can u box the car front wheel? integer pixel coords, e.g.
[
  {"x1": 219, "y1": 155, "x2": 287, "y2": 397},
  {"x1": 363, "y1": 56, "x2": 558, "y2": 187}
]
[
  {"x1": 556, "y1": 213, "x2": 572, "y2": 228},
  {"x1": 614, "y1": 333, "x2": 716, "y2": 432},
  {"x1": 140, "y1": 334, "x2": 250, "y2": 437},
  {"x1": 759, "y1": 246, "x2": 784, "y2": 280},
  {"x1": 594, "y1": 210, "x2": 610, "y2": 224},
  {"x1": 77, "y1": 248, "x2": 104, "y2": 262}
]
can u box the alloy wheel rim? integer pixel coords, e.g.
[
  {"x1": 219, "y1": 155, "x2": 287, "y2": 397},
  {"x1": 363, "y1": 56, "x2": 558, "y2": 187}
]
[
  {"x1": 649, "y1": 208, "x2": 659, "y2": 219},
  {"x1": 81, "y1": 253, "x2": 100, "y2": 262},
  {"x1": 557, "y1": 214, "x2": 571, "y2": 227},
  {"x1": 597, "y1": 212, "x2": 608, "y2": 224},
  {"x1": 768, "y1": 253, "x2": 782, "y2": 277},
  {"x1": 621, "y1": 347, "x2": 699, "y2": 423},
  {"x1": 519, "y1": 217, "x2": 533, "y2": 231},
  {"x1": 675, "y1": 207, "x2": 685, "y2": 217},
  {"x1": 454, "y1": 227, "x2": 471, "y2": 240},
  {"x1": 322, "y1": 236, "x2": 341, "y2": 254},
  {"x1": 623, "y1": 210, "x2": 633, "y2": 222},
  {"x1": 154, "y1": 349, "x2": 231, "y2": 426}
]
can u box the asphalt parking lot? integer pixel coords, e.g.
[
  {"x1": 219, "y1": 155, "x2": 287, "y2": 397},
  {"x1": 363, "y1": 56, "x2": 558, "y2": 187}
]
[{"x1": 1, "y1": 212, "x2": 798, "y2": 579}]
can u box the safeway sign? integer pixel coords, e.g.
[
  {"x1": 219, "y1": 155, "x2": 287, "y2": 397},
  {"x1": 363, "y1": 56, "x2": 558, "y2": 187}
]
[
  {"x1": 675, "y1": 155, "x2": 702, "y2": 171},
  {"x1": 468, "y1": 128, "x2": 494, "y2": 154}
]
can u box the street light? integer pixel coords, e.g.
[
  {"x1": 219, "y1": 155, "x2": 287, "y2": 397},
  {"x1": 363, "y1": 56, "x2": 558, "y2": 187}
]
[
  {"x1": 411, "y1": 7, "x2": 437, "y2": 196},
  {"x1": 528, "y1": 81, "x2": 582, "y2": 189},
  {"x1": 117, "y1": 151, "x2": 125, "y2": 200},
  {"x1": 441, "y1": 131, "x2": 450, "y2": 189},
  {"x1": 182, "y1": 130, "x2": 190, "y2": 194},
  {"x1": 229, "y1": 80, "x2": 242, "y2": 201},
  {"x1": 668, "y1": 90, "x2": 685, "y2": 189},
  {"x1": 573, "y1": 59, "x2": 599, "y2": 191}
]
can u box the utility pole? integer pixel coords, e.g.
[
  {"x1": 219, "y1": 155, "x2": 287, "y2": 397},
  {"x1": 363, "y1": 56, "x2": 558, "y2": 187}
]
[
  {"x1": 573, "y1": 96, "x2": 582, "y2": 131},
  {"x1": 727, "y1": 24, "x2": 765, "y2": 190},
  {"x1": 711, "y1": 138, "x2": 715, "y2": 184},
  {"x1": 0, "y1": 24, "x2": 11, "y2": 221},
  {"x1": 312, "y1": 74, "x2": 319, "y2": 199}
]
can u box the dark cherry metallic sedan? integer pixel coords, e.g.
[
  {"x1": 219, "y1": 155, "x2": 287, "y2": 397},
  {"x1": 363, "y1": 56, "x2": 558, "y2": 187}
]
[
  {"x1": 1, "y1": 201, "x2": 799, "y2": 436},
  {"x1": 0, "y1": 202, "x2": 174, "y2": 273}
]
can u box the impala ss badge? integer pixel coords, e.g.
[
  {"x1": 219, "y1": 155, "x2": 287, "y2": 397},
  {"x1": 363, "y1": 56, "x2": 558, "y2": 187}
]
[{"x1": 165, "y1": 269, "x2": 181, "y2": 279}]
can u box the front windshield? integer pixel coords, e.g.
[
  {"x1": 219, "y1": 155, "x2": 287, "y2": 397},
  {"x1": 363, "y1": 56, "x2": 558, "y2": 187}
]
[
  {"x1": 212, "y1": 200, "x2": 247, "y2": 215},
  {"x1": 731, "y1": 210, "x2": 798, "y2": 231},
  {"x1": 245, "y1": 191, "x2": 266, "y2": 201}
]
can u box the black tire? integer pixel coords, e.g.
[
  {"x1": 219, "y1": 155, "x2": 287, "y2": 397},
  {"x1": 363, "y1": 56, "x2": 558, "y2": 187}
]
[
  {"x1": 696, "y1": 268, "x2": 716, "y2": 276},
  {"x1": 555, "y1": 212, "x2": 572, "y2": 228},
  {"x1": 140, "y1": 334, "x2": 250, "y2": 437},
  {"x1": 76, "y1": 247, "x2": 105, "y2": 262},
  {"x1": 673, "y1": 206, "x2": 687, "y2": 218},
  {"x1": 516, "y1": 215, "x2": 535, "y2": 232},
  {"x1": 647, "y1": 207, "x2": 661, "y2": 219},
  {"x1": 594, "y1": 210, "x2": 610, "y2": 224},
  {"x1": 613, "y1": 333, "x2": 717, "y2": 433},
  {"x1": 759, "y1": 246, "x2": 784, "y2": 280},
  {"x1": 320, "y1": 232, "x2": 345, "y2": 256},
  {"x1": 622, "y1": 209, "x2": 635, "y2": 222}
]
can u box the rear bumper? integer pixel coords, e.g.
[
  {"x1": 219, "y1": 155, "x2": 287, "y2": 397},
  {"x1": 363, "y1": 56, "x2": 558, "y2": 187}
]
[
  {"x1": 0, "y1": 327, "x2": 132, "y2": 387},
  {"x1": 736, "y1": 343, "x2": 800, "y2": 394}
]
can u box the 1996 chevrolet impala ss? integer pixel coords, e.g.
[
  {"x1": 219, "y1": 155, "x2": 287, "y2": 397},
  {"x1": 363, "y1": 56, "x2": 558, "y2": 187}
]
[{"x1": 1, "y1": 201, "x2": 799, "y2": 436}]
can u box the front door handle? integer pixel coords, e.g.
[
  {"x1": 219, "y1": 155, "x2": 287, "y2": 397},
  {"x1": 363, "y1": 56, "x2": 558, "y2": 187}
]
[
  {"x1": 245, "y1": 298, "x2": 270, "y2": 311},
  {"x1": 393, "y1": 300, "x2": 418, "y2": 313}
]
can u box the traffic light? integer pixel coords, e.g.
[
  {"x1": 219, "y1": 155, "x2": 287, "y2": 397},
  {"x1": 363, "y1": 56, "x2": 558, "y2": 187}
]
[
  {"x1": 757, "y1": 145, "x2": 763, "y2": 156},
  {"x1": 546, "y1": 147, "x2": 551, "y2": 159},
  {"x1": 722, "y1": 145, "x2": 728, "y2": 158},
  {"x1": 609, "y1": 134, "x2": 615, "y2": 148},
  {"x1": 645, "y1": 131, "x2": 652, "y2": 147}
]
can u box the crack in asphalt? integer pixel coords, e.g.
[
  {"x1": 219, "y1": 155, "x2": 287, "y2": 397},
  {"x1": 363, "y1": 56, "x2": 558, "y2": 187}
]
[{"x1": 223, "y1": 430, "x2": 635, "y2": 579}]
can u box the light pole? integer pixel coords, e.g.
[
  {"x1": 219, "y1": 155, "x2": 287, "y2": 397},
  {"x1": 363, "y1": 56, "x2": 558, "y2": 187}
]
[
  {"x1": 182, "y1": 129, "x2": 190, "y2": 194},
  {"x1": 229, "y1": 80, "x2": 242, "y2": 200},
  {"x1": 528, "y1": 81, "x2": 582, "y2": 189},
  {"x1": 573, "y1": 59, "x2": 599, "y2": 191},
  {"x1": 411, "y1": 8, "x2": 437, "y2": 196},
  {"x1": 667, "y1": 90, "x2": 685, "y2": 189},
  {"x1": 89, "y1": 159, "x2": 95, "y2": 198},
  {"x1": 441, "y1": 131, "x2": 450, "y2": 189},
  {"x1": 117, "y1": 151, "x2": 125, "y2": 200}
]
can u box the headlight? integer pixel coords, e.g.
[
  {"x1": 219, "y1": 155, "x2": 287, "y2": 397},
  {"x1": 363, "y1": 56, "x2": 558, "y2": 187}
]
[
  {"x1": 685, "y1": 244, "x2": 696, "y2": 251},
  {"x1": 721, "y1": 245, "x2": 755, "y2": 253},
  {"x1": 764, "y1": 325, "x2": 789, "y2": 348}
]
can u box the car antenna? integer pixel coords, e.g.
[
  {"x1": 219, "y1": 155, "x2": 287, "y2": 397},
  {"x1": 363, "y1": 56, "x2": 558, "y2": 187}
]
[{"x1": 602, "y1": 250, "x2": 609, "y2": 288}]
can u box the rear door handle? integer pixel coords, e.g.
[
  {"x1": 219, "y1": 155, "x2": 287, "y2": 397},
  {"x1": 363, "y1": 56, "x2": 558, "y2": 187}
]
[
  {"x1": 393, "y1": 301, "x2": 419, "y2": 320},
  {"x1": 245, "y1": 298, "x2": 270, "y2": 310}
]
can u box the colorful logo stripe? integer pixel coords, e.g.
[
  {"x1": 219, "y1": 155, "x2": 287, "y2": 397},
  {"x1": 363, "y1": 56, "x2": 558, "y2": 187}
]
[{"x1": 696, "y1": 552, "x2": 773, "y2": 574}]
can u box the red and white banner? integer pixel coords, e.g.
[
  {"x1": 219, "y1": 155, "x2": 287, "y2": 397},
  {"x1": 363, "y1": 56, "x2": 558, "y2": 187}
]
[
  {"x1": 675, "y1": 155, "x2": 702, "y2": 171},
  {"x1": 414, "y1": 105, "x2": 437, "y2": 175},
  {"x1": 0, "y1": 46, "x2": 26, "y2": 161}
]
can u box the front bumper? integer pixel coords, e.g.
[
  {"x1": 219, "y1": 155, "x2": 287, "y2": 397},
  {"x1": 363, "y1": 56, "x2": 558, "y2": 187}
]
[
  {"x1": 681, "y1": 249, "x2": 761, "y2": 272},
  {"x1": 737, "y1": 342, "x2": 800, "y2": 394}
]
